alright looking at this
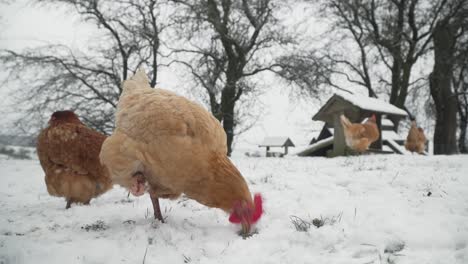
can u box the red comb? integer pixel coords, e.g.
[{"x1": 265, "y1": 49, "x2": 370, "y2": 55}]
[
  {"x1": 252, "y1": 193, "x2": 263, "y2": 222},
  {"x1": 229, "y1": 210, "x2": 241, "y2": 223},
  {"x1": 228, "y1": 193, "x2": 263, "y2": 224}
]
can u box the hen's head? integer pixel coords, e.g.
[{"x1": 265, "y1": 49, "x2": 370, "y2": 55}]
[
  {"x1": 369, "y1": 114, "x2": 377, "y2": 122},
  {"x1": 229, "y1": 194, "x2": 263, "y2": 236},
  {"x1": 49, "y1": 110, "x2": 81, "y2": 126}
]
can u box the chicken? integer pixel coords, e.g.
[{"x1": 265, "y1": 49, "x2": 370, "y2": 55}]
[
  {"x1": 37, "y1": 111, "x2": 113, "y2": 209},
  {"x1": 99, "y1": 69, "x2": 263, "y2": 236},
  {"x1": 340, "y1": 114, "x2": 380, "y2": 153},
  {"x1": 405, "y1": 120, "x2": 426, "y2": 154}
]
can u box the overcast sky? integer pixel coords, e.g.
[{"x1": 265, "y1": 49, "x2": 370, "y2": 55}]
[{"x1": 0, "y1": 1, "x2": 337, "y2": 150}]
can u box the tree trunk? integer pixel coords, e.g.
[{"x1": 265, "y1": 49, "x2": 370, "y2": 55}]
[
  {"x1": 430, "y1": 21, "x2": 459, "y2": 155},
  {"x1": 388, "y1": 58, "x2": 404, "y2": 131},
  {"x1": 208, "y1": 92, "x2": 223, "y2": 121},
  {"x1": 459, "y1": 117, "x2": 467, "y2": 153},
  {"x1": 456, "y1": 92, "x2": 468, "y2": 154},
  {"x1": 221, "y1": 80, "x2": 238, "y2": 156},
  {"x1": 389, "y1": 58, "x2": 402, "y2": 106},
  {"x1": 222, "y1": 106, "x2": 235, "y2": 156},
  {"x1": 395, "y1": 64, "x2": 412, "y2": 109},
  {"x1": 389, "y1": 3, "x2": 405, "y2": 108}
]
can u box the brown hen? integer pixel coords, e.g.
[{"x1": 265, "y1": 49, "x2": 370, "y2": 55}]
[
  {"x1": 340, "y1": 114, "x2": 380, "y2": 153},
  {"x1": 405, "y1": 120, "x2": 426, "y2": 154},
  {"x1": 37, "y1": 111, "x2": 112, "y2": 208}
]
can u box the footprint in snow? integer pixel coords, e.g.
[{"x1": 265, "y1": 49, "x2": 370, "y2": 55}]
[{"x1": 81, "y1": 220, "x2": 108, "y2": 232}]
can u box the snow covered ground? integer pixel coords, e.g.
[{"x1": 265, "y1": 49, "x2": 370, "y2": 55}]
[{"x1": 1, "y1": 154, "x2": 468, "y2": 264}]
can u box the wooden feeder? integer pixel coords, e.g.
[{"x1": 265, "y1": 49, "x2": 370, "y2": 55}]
[
  {"x1": 259, "y1": 137, "x2": 295, "y2": 157},
  {"x1": 298, "y1": 93, "x2": 408, "y2": 157}
]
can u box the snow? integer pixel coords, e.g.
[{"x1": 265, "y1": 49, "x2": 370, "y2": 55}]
[
  {"x1": 382, "y1": 130, "x2": 405, "y2": 141},
  {"x1": 336, "y1": 92, "x2": 408, "y2": 117},
  {"x1": 382, "y1": 119, "x2": 394, "y2": 127},
  {"x1": 386, "y1": 139, "x2": 410, "y2": 154},
  {"x1": 1, "y1": 155, "x2": 468, "y2": 264}
]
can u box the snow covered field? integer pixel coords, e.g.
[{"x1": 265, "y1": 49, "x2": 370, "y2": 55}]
[{"x1": 1, "y1": 155, "x2": 468, "y2": 264}]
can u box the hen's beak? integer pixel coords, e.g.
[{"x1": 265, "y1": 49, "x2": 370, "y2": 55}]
[
  {"x1": 241, "y1": 221, "x2": 250, "y2": 237},
  {"x1": 240, "y1": 218, "x2": 251, "y2": 237}
]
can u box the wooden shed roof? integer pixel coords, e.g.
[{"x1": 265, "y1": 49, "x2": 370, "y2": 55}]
[
  {"x1": 259, "y1": 137, "x2": 295, "y2": 147},
  {"x1": 313, "y1": 93, "x2": 408, "y2": 121},
  {"x1": 296, "y1": 137, "x2": 333, "y2": 156}
]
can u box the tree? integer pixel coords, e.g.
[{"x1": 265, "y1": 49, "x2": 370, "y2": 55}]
[
  {"x1": 170, "y1": 0, "x2": 296, "y2": 155},
  {"x1": 430, "y1": 0, "x2": 468, "y2": 155},
  {"x1": 322, "y1": 0, "x2": 449, "y2": 111},
  {"x1": 453, "y1": 29, "x2": 468, "y2": 153},
  {"x1": 430, "y1": 21, "x2": 458, "y2": 154},
  {"x1": 320, "y1": 0, "x2": 378, "y2": 98},
  {"x1": 0, "y1": 0, "x2": 166, "y2": 133}
]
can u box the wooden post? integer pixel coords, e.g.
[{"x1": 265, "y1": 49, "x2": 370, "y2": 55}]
[
  {"x1": 284, "y1": 146, "x2": 289, "y2": 155},
  {"x1": 393, "y1": 117, "x2": 399, "y2": 132},
  {"x1": 370, "y1": 114, "x2": 383, "y2": 150},
  {"x1": 332, "y1": 114, "x2": 346, "y2": 156},
  {"x1": 266, "y1": 146, "x2": 270, "y2": 156}
]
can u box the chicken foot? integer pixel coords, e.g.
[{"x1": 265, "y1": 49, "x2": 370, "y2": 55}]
[{"x1": 65, "y1": 198, "x2": 91, "y2": 209}]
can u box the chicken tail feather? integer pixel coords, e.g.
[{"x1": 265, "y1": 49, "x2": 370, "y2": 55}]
[
  {"x1": 131, "y1": 67, "x2": 150, "y2": 85},
  {"x1": 340, "y1": 114, "x2": 351, "y2": 128}
]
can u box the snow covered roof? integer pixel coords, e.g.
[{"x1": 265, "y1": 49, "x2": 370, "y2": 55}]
[
  {"x1": 296, "y1": 137, "x2": 333, "y2": 156},
  {"x1": 336, "y1": 92, "x2": 408, "y2": 116},
  {"x1": 259, "y1": 137, "x2": 295, "y2": 147},
  {"x1": 313, "y1": 92, "x2": 408, "y2": 122}
]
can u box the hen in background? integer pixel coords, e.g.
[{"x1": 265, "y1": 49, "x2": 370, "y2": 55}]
[
  {"x1": 405, "y1": 120, "x2": 426, "y2": 154},
  {"x1": 37, "y1": 111, "x2": 112, "y2": 208},
  {"x1": 100, "y1": 69, "x2": 263, "y2": 236},
  {"x1": 340, "y1": 114, "x2": 380, "y2": 153}
]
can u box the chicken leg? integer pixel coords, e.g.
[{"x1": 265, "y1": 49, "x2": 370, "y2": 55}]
[
  {"x1": 131, "y1": 172, "x2": 165, "y2": 222},
  {"x1": 149, "y1": 191, "x2": 164, "y2": 223}
]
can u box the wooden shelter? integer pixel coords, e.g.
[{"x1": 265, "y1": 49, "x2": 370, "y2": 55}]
[
  {"x1": 298, "y1": 93, "x2": 408, "y2": 157},
  {"x1": 259, "y1": 137, "x2": 295, "y2": 157}
]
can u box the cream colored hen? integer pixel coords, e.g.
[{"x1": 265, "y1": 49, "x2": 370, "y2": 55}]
[{"x1": 99, "y1": 69, "x2": 262, "y2": 235}]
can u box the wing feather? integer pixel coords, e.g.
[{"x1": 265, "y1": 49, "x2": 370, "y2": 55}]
[{"x1": 42, "y1": 123, "x2": 107, "y2": 176}]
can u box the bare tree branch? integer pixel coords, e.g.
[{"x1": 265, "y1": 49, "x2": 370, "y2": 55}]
[{"x1": 1, "y1": 0, "x2": 168, "y2": 134}]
